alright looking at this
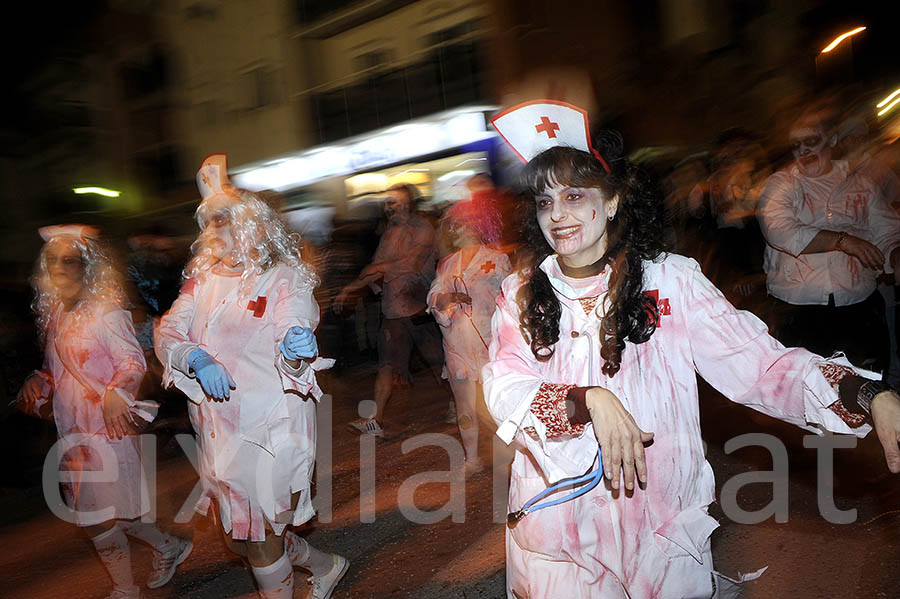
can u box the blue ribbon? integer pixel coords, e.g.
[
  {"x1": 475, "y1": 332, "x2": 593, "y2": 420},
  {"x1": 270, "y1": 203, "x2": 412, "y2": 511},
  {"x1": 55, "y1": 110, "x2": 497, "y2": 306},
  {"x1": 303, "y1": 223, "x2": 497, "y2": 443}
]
[{"x1": 507, "y1": 447, "x2": 604, "y2": 527}]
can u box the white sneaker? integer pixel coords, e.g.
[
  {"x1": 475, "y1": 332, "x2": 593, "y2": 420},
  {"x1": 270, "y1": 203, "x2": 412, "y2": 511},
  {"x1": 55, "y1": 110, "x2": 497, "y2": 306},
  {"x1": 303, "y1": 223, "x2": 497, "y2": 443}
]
[
  {"x1": 147, "y1": 537, "x2": 193, "y2": 589},
  {"x1": 104, "y1": 587, "x2": 141, "y2": 599},
  {"x1": 348, "y1": 418, "x2": 383, "y2": 436},
  {"x1": 308, "y1": 554, "x2": 349, "y2": 599}
]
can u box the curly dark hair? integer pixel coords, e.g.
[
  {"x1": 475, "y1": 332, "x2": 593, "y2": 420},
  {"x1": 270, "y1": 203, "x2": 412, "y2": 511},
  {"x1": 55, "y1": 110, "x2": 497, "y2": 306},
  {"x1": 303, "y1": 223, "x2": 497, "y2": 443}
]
[{"x1": 515, "y1": 132, "x2": 668, "y2": 376}]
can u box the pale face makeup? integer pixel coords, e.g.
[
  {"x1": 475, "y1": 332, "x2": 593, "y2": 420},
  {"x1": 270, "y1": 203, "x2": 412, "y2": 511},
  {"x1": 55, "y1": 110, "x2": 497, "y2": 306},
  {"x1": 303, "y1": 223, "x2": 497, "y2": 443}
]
[
  {"x1": 535, "y1": 184, "x2": 618, "y2": 268},
  {"x1": 200, "y1": 196, "x2": 239, "y2": 268},
  {"x1": 45, "y1": 239, "x2": 85, "y2": 308},
  {"x1": 790, "y1": 124, "x2": 833, "y2": 178}
]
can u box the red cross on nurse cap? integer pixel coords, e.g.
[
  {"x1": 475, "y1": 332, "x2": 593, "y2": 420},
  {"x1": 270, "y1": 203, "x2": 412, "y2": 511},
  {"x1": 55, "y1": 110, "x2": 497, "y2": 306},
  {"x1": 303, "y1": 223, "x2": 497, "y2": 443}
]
[
  {"x1": 196, "y1": 153, "x2": 240, "y2": 203},
  {"x1": 490, "y1": 100, "x2": 609, "y2": 172}
]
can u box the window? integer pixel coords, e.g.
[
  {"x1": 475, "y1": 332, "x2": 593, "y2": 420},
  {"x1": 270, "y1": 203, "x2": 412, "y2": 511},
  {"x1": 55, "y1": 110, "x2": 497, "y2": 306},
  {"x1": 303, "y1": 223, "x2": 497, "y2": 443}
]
[
  {"x1": 244, "y1": 67, "x2": 278, "y2": 110},
  {"x1": 198, "y1": 100, "x2": 217, "y2": 126},
  {"x1": 425, "y1": 19, "x2": 482, "y2": 48},
  {"x1": 354, "y1": 49, "x2": 394, "y2": 73},
  {"x1": 119, "y1": 46, "x2": 171, "y2": 101}
]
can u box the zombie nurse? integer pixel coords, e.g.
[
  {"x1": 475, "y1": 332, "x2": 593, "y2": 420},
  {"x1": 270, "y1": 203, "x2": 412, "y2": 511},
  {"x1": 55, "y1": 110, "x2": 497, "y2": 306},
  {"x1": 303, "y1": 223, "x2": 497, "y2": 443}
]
[
  {"x1": 155, "y1": 154, "x2": 348, "y2": 599},
  {"x1": 483, "y1": 101, "x2": 900, "y2": 599},
  {"x1": 17, "y1": 225, "x2": 189, "y2": 599},
  {"x1": 427, "y1": 198, "x2": 511, "y2": 475}
]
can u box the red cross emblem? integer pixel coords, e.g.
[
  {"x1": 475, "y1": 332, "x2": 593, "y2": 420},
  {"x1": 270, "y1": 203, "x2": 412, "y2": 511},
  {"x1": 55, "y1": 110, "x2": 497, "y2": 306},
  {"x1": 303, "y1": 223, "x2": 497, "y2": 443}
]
[
  {"x1": 643, "y1": 289, "x2": 671, "y2": 327},
  {"x1": 535, "y1": 116, "x2": 560, "y2": 139},
  {"x1": 247, "y1": 296, "x2": 267, "y2": 318},
  {"x1": 481, "y1": 261, "x2": 496, "y2": 273}
]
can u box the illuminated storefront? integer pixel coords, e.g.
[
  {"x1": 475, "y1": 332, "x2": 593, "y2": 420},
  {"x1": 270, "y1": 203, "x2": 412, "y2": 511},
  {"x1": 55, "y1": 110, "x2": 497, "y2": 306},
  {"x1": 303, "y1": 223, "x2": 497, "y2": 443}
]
[{"x1": 230, "y1": 105, "x2": 499, "y2": 217}]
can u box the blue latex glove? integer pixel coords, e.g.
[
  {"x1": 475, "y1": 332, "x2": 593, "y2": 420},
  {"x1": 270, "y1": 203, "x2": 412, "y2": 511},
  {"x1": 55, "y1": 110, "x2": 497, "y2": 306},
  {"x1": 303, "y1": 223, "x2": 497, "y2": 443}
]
[
  {"x1": 189, "y1": 349, "x2": 236, "y2": 400},
  {"x1": 281, "y1": 326, "x2": 318, "y2": 361}
]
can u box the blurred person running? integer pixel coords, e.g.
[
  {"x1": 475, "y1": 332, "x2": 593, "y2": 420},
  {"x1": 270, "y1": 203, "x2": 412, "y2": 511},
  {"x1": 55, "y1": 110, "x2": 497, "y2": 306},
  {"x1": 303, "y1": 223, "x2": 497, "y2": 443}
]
[
  {"x1": 334, "y1": 183, "x2": 444, "y2": 436},
  {"x1": 428, "y1": 197, "x2": 511, "y2": 475},
  {"x1": 155, "y1": 155, "x2": 347, "y2": 599},
  {"x1": 17, "y1": 225, "x2": 189, "y2": 599}
]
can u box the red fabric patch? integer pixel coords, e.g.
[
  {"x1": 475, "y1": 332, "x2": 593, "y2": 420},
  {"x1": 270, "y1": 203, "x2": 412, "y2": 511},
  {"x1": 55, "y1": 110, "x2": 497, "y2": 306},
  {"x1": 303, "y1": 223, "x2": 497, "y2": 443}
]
[
  {"x1": 530, "y1": 382, "x2": 585, "y2": 438},
  {"x1": 180, "y1": 278, "x2": 197, "y2": 295},
  {"x1": 643, "y1": 289, "x2": 671, "y2": 327},
  {"x1": 578, "y1": 295, "x2": 599, "y2": 316},
  {"x1": 247, "y1": 296, "x2": 267, "y2": 318},
  {"x1": 819, "y1": 362, "x2": 867, "y2": 428},
  {"x1": 481, "y1": 260, "x2": 496, "y2": 274}
]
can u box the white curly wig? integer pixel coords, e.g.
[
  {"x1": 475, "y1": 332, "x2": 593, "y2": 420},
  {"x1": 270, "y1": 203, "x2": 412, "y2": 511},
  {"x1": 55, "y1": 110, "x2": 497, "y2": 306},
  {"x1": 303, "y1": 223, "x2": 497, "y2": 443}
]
[
  {"x1": 183, "y1": 189, "x2": 318, "y2": 295},
  {"x1": 31, "y1": 234, "x2": 126, "y2": 342}
]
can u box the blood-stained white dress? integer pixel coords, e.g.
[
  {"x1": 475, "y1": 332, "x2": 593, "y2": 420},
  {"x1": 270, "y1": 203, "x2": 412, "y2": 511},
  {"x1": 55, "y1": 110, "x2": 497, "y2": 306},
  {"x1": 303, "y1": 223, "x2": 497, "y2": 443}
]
[
  {"x1": 483, "y1": 253, "x2": 874, "y2": 599},
  {"x1": 427, "y1": 245, "x2": 510, "y2": 380},
  {"x1": 40, "y1": 302, "x2": 148, "y2": 527},
  {"x1": 155, "y1": 262, "x2": 332, "y2": 541}
]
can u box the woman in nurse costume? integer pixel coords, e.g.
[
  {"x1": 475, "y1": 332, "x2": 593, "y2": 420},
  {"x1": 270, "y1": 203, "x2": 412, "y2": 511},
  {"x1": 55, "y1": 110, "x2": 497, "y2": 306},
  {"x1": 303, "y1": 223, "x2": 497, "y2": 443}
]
[
  {"x1": 428, "y1": 199, "x2": 510, "y2": 473},
  {"x1": 155, "y1": 154, "x2": 348, "y2": 599},
  {"x1": 17, "y1": 225, "x2": 190, "y2": 599},
  {"x1": 484, "y1": 101, "x2": 900, "y2": 598}
]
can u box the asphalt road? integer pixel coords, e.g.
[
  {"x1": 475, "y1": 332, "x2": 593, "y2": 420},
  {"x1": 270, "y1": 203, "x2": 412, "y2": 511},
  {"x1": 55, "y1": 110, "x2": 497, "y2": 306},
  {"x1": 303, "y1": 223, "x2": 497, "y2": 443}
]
[{"x1": 0, "y1": 363, "x2": 897, "y2": 598}]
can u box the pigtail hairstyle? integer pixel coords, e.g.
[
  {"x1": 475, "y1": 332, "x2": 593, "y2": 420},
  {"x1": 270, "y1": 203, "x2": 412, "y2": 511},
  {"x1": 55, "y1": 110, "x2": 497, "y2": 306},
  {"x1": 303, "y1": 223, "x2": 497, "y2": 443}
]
[{"x1": 516, "y1": 131, "x2": 667, "y2": 376}]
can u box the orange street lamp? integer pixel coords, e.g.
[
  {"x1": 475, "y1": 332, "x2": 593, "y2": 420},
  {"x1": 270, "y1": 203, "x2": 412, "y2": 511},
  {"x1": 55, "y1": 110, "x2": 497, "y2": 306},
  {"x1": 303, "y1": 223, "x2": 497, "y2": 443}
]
[
  {"x1": 820, "y1": 26, "x2": 866, "y2": 53},
  {"x1": 877, "y1": 88, "x2": 900, "y2": 117}
]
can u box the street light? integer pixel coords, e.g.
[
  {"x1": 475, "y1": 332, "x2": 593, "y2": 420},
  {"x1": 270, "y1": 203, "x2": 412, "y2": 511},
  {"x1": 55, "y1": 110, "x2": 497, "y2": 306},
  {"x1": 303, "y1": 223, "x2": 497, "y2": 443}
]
[
  {"x1": 73, "y1": 187, "x2": 121, "y2": 198},
  {"x1": 820, "y1": 26, "x2": 866, "y2": 54},
  {"x1": 877, "y1": 88, "x2": 900, "y2": 117}
]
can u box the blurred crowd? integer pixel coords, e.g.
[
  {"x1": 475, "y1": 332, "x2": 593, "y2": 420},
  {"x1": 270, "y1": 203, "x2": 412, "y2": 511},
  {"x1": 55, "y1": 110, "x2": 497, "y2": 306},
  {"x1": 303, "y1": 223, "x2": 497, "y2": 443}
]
[
  {"x1": 5, "y1": 94, "x2": 900, "y2": 482},
  {"x1": 3, "y1": 89, "x2": 900, "y2": 597}
]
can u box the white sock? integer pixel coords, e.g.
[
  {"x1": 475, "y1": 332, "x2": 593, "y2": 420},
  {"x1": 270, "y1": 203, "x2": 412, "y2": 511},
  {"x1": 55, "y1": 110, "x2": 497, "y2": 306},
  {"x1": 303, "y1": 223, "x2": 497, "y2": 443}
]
[
  {"x1": 91, "y1": 526, "x2": 136, "y2": 592},
  {"x1": 251, "y1": 552, "x2": 294, "y2": 599},
  {"x1": 117, "y1": 519, "x2": 178, "y2": 553},
  {"x1": 284, "y1": 530, "x2": 333, "y2": 576}
]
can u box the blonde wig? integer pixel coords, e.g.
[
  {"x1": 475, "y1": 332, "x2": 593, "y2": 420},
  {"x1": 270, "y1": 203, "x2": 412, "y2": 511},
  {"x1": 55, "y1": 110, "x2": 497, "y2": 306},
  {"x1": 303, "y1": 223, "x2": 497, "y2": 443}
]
[
  {"x1": 184, "y1": 189, "x2": 318, "y2": 295},
  {"x1": 31, "y1": 234, "x2": 126, "y2": 342}
]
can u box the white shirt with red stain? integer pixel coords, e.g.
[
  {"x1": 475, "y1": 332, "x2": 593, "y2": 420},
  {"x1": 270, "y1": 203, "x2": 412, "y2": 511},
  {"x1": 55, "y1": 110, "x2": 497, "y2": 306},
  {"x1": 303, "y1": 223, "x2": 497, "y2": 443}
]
[
  {"x1": 759, "y1": 160, "x2": 900, "y2": 306},
  {"x1": 43, "y1": 302, "x2": 148, "y2": 526},
  {"x1": 155, "y1": 262, "x2": 332, "y2": 542},
  {"x1": 483, "y1": 253, "x2": 876, "y2": 598},
  {"x1": 427, "y1": 245, "x2": 511, "y2": 380},
  {"x1": 371, "y1": 213, "x2": 436, "y2": 318}
]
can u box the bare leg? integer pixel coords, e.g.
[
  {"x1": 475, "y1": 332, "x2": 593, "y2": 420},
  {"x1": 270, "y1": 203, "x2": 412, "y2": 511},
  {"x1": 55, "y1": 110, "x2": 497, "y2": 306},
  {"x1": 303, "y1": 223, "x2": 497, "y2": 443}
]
[
  {"x1": 374, "y1": 364, "x2": 393, "y2": 422},
  {"x1": 449, "y1": 377, "x2": 479, "y2": 463},
  {"x1": 246, "y1": 533, "x2": 287, "y2": 567}
]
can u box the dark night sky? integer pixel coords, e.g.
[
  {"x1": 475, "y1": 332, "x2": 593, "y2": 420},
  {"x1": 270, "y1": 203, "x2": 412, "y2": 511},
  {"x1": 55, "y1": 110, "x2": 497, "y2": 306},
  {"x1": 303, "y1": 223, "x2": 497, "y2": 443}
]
[
  {"x1": 0, "y1": 1, "x2": 105, "y2": 134},
  {"x1": 1, "y1": 0, "x2": 897, "y2": 137}
]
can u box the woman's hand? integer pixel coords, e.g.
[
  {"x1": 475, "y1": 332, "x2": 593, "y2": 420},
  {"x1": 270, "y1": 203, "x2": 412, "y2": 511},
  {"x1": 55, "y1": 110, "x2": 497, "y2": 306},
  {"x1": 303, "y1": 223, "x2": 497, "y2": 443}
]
[
  {"x1": 871, "y1": 391, "x2": 900, "y2": 473},
  {"x1": 434, "y1": 292, "x2": 472, "y2": 311},
  {"x1": 17, "y1": 374, "x2": 49, "y2": 416},
  {"x1": 586, "y1": 387, "x2": 654, "y2": 491},
  {"x1": 102, "y1": 389, "x2": 136, "y2": 440}
]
